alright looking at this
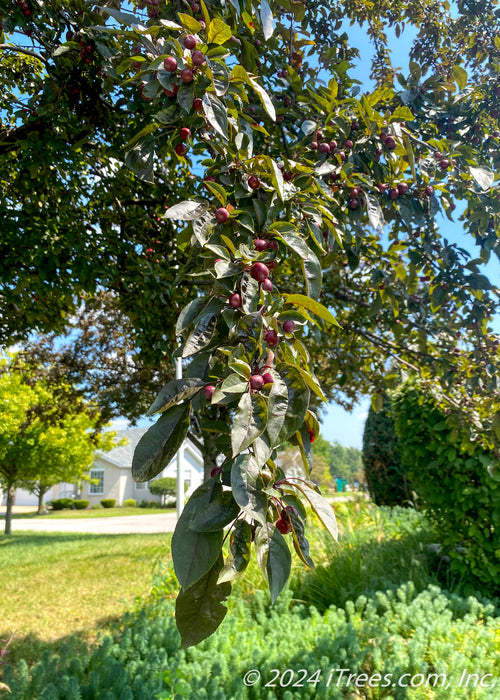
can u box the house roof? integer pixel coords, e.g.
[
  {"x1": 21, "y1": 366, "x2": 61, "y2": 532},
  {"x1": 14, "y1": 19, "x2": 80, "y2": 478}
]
[{"x1": 96, "y1": 428, "x2": 202, "y2": 469}]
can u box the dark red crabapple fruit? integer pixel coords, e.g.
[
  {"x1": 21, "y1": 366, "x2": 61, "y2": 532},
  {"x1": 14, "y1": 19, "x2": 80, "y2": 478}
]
[
  {"x1": 261, "y1": 372, "x2": 274, "y2": 385},
  {"x1": 250, "y1": 262, "x2": 270, "y2": 282},
  {"x1": 180, "y1": 127, "x2": 191, "y2": 141},
  {"x1": 204, "y1": 385, "x2": 215, "y2": 400},
  {"x1": 192, "y1": 50, "x2": 206, "y2": 66},
  {"x1": 282, "y1": 320, "x2": 295, "y2": 333},
  {"x1": 193, "y1": 97, "x2": 204, "y2": 111},
  {"x1": 183, "y1": 34, "x2": 197, "y2": 50},
  {"x1": 215, "y1": 207, "x2": 229, "y2": 223},
  {"x1": 229, "y1": 293, "x2": 242, "y2": 308},
  {"x1": 254, "y1": 238, "x2": 268, "y2": 252},
  {"x1": 261, "y1": 278, "x2": 273, "y2": 292},
  {"x1": 249, "y1": 374, "x2": 265, "y2": 391},
  {"x1": 397, "y1": 182, "x2": 409, "y2": 195},
  {"x1": 248, "y1": 175, "x2": 260, "y2": 189},
  {"x1": 181, "y1": 68, "x2": 194, "y2": 83},
  {"x1": 163, "y1": 56, "x2": 177, "y2": 72},
  {"x1": 265, "y1": 329, "x2": 279, "y2": 347},
  {"x1": 276, "y1": 517, "x2": 292, "y2": 534},
  {"x1": 175, "y1": 143, "x2": 188, "y2": 156}
]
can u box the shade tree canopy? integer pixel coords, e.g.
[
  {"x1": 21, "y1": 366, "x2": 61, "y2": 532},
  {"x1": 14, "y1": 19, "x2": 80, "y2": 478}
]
[{"x1": 1, "y1": 0, "x2": 500, "y2": 646}]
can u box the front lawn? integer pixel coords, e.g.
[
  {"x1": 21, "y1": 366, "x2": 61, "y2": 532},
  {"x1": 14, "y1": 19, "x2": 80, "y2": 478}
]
[{"x1": 0, "y1": 531, "x2": 171, "y2": 666}]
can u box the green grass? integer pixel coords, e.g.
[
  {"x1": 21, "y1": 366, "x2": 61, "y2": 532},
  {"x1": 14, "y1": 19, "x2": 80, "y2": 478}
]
[
  {"x1": 0, "y1": 531, "x2": 172, "y2": 665},
  {"x1": 0, "y1": 506, "x2": 175, "y2": 520}
]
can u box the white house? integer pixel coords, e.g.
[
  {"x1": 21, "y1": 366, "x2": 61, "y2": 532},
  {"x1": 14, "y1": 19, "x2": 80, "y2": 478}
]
[{"x1": 1, "y1": 428, "x2": 204, "y2": 508}]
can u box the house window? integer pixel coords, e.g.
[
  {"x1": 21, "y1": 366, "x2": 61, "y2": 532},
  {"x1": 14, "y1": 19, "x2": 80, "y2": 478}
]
[
  {"x1": 89, "y1": 467, "x2": 104, "y2": 495},
  {"x1": 184, "y1": 469, "x2": 192, "y2": 488}
]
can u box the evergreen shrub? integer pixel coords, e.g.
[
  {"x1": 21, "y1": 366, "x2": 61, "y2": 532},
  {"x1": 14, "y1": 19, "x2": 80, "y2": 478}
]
[
  {"x1": 124, "y1": 499, "x2": 137, "y2": 507},
  {"x1": 50, "y1": 498, "x2": 75, "y2": 511},
  {"x1": 100, "y1": 499, "x2": 116, "y2": 509},
  {"x1": 73, "y1": 500, "x2": 89, "y2": 510}
]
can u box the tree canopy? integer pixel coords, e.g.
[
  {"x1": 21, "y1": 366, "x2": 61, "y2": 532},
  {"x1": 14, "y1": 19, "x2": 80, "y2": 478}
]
[
  {"x1": 0, "y1": 353, "x2": 114, "y2": 534},
  {"x1": 1, "y1": 0, "x2": 500, "y2": 646}
]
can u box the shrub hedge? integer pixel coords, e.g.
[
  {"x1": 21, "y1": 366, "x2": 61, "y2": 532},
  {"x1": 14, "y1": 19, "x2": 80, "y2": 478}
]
[
  {"x1": 390, "y1": 379, "x2": 500, "y2": 595},
  {"x1": 124, "y1": 499, "x2": 137, "y2": 507},
  {"x1": 50, "y1": 499, "x2": 74, "y2": 511},
  {"x1": 100, "y1": 499, "x2": 116, "y2": 509}
]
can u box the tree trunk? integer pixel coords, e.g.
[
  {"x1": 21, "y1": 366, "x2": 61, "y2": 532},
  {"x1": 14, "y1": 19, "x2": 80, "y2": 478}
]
[
  {"x1": 35, "y1": 487, "x2": 48, "y2": 515},
  {"x1": 4, "y1": 484, "x2": 15, "y2": 536}
]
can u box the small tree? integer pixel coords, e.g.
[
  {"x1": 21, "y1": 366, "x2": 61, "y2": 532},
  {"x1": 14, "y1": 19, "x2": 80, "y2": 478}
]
[
  {"x1": 0, "y1": 354, "x2": 113, "y2": 533},
  {"x1": 362, "y1": 394, "x2": 412, "y2": 507},
  {"x1": 149, "y1": 477, "x2": 187, "y2": 506}
]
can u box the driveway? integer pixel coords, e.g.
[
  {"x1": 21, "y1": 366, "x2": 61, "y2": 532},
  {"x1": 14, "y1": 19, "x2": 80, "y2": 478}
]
[{"x1": 8, "y1": 513, "x2": 179, "y2": 535}]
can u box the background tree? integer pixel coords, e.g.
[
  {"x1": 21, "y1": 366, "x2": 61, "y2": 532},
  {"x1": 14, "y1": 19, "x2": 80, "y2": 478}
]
[
  {"x1": 0, "y1": 354, "x2": 113, "y2": 534},
  {"x1": 149, "y1": 476, "x2": 187, "y2": 506},
  {"x1": 362, "y1": 393, "x2": 412, "y2": 507}
]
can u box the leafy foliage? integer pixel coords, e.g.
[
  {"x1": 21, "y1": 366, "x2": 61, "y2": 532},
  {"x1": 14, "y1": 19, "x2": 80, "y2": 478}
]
[
  {"x1": 362, "y1": 394, "x2": 412, "y2": 507},
  {"x1": 391, "y1": 379, "x2": 500, "y2": 593},
  {"x1": 0, "y1": 353, "x2": 114, "y2": 533}
]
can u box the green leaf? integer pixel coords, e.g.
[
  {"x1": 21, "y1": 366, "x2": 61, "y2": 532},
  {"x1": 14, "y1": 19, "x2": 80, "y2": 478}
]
[
  {"x1": 255, "y1": 523, "x2": 291, "y2": 603},
  {"x1": 260, "y1": 0, "x2": 274, "y2": 40},
  {"x1": 249, "y1": 77, "x2": 276, "y2": 120},
  {"x1": 146, "y1": 378, "x2": 204, "y2": 416},
  {"x1": 218, "y1": 520, "x2": 253, "y2": 583},
  {"x1": 293, "y1": 481, "x2": 338, "y2": 541},
  {"x1": 282, "y1": 294, "x2": 340, "y2": 326},
  {"x1": 289, "y1": 510, "x2": 314, "y2": 568},
  {"x1": 209, "y1": 58, "x2": 230, "y2": 96},
  {"x1": 177, "y1": 12, "x2": 203, "y2": 32},
  {"x1": 228, "y1": 359, "x2": 251, "y2": 379},
  {"x1": 266, "y1": 371, "x2": 289, "y2": 444},
  {"x1": 172, "y1": 479, "x2": 225, "y2": 589},
  {"x1": 231, "y1": 454, "x2": 268, "y2": 525},
  {"x1": 277, "y1": 365, "x2": 310, "y2": 441},
  {"x1": 207, "y1": 18, "x2": 233, "y2": 44},
  {"x1": 125, "y1": 142, "x2": 154, "y2": 183},
  {"x1": 175, "y1": 552, "x2": 231, "y2": 648},
  {"x1": 301, "y1": 249, "x2": 321, "y2": 300},
  {"x1": 231, "y1": 392, "x2": 267, "y2": 455},
  {"x1": 202, "y1": 93, "x2": 229, "y2": 140},
  {"x1": 220, "y1": 373, "x2": 249, "y2": 394},
  {"x1": 99, "y1": 6, "x2": 143, "y2": 27},
  {"x1": 190, "y1": 490, "x2": 241, "y2": 532},
  {"x1": 365, "y1": 192, "x2": 385, "y2": 232},
  {"x1": 452, "y1": 64, "x2": 468, "y2": 90},
  {"x1": 183, "y1": 310, "x2": 218, "y2": 357},
  {"x1": 176, "y1": 297, "x2": 210, "y2": 334},
  {"x1": 470, "y1": 166, "x2": 494, "y2": 191},
  {"x1": 132, "y1": 403, "x2": 190, "y2": 482},
  {"x1": 164, "y1": 200, "x2": 210, "y2": 221},
  {"x1": 177, "y1": 82, "x2": 196, "y2": 113},
  {"x1": 268, "y1": 158, "x2": 284, "y2": 201}
]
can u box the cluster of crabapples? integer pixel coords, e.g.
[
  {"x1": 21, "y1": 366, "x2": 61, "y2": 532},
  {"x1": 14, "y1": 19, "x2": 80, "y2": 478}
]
[{"x1": 15, "y1": 0, "x2": 32, "y2": 17}]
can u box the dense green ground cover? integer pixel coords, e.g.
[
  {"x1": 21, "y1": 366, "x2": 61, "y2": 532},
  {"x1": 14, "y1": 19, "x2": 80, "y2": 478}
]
[{"x1": 1, "y1": 503, "x2": 499, "y2": 699}]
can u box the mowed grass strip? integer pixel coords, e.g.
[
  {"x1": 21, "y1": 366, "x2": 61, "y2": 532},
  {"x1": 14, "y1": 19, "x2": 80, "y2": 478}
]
[
  {"x1": 0, "y1": 531, "x2": 172, "y2": 665},
  {"x1": 0, "y1": 506, "x2": 175, "y2": 520}
]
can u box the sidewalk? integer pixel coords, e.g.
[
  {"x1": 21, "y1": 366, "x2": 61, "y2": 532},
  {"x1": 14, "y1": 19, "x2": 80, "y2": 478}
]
[{"x1": 4, "y1": 513, "x2": 178, "y2": 535}]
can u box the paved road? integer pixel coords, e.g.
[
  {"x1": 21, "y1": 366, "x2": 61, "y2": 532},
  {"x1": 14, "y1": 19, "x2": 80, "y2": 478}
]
[{"x1": 9, "y1": 513, "x2": 179, "y2": 534}]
